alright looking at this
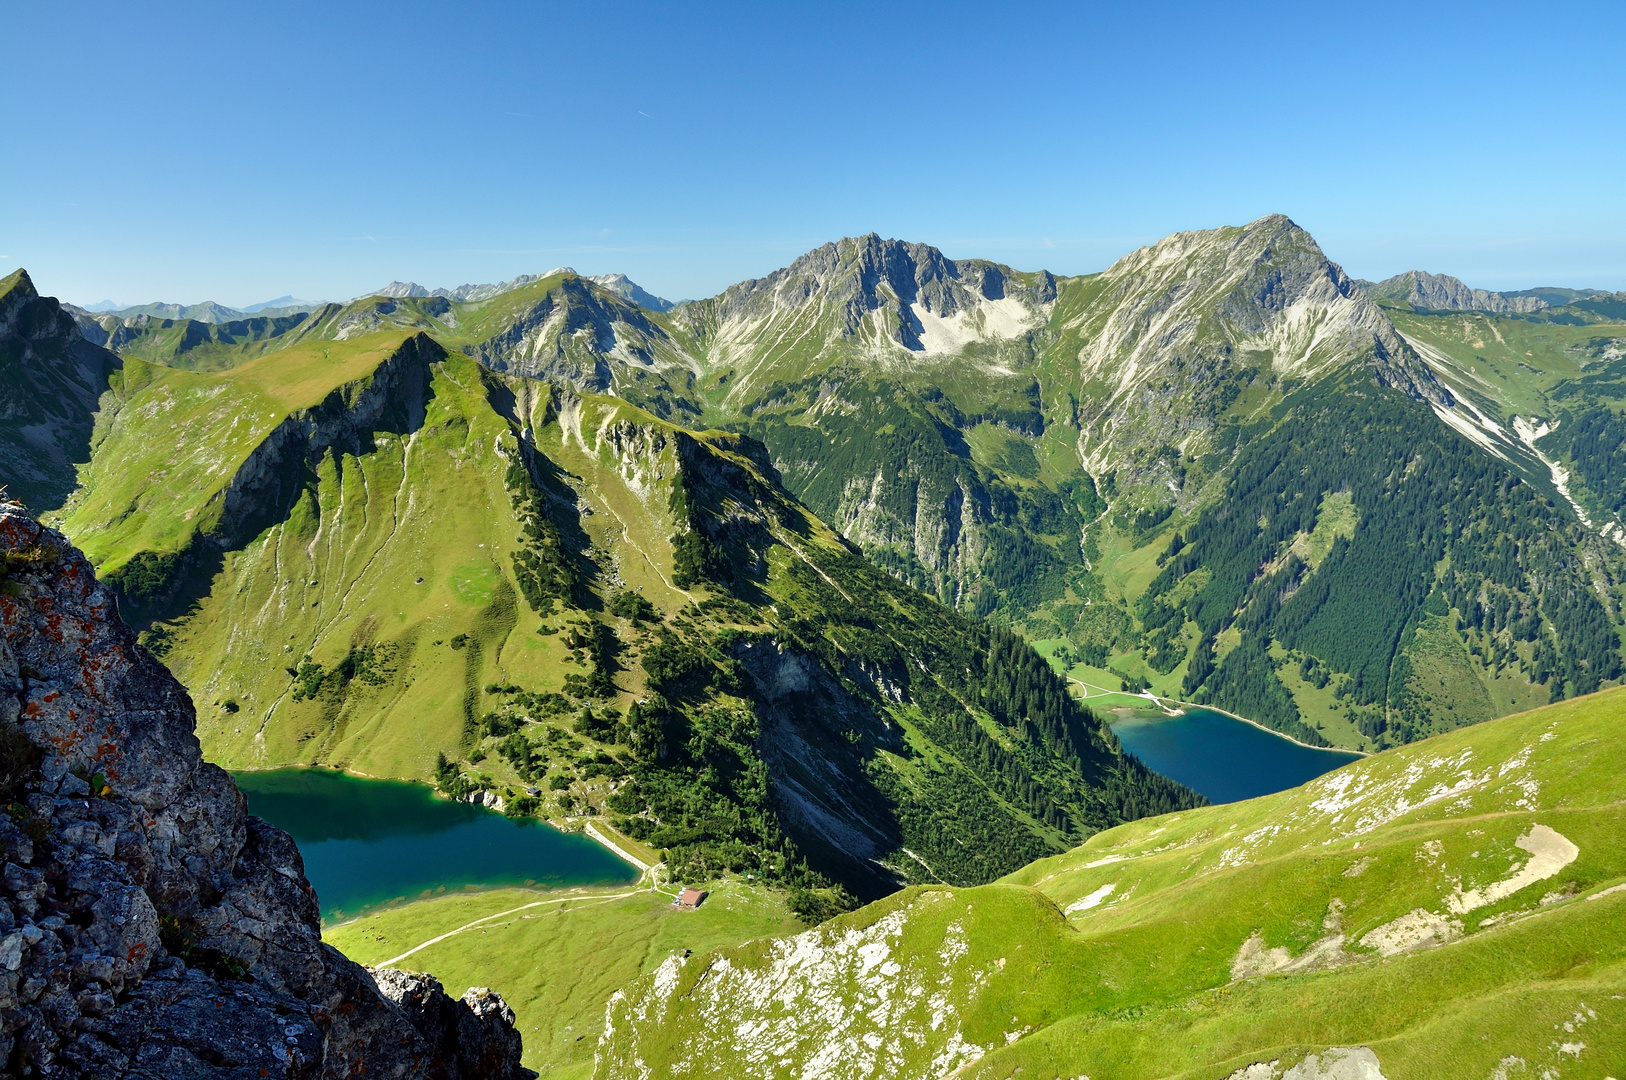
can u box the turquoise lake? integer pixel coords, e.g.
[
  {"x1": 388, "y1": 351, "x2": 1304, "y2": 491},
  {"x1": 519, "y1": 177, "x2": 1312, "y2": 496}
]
[
  {"x1": 233, "y1": 768, "x2": 637, "y2": 923},
  {"x1": 1111, "y1": 707, "x2": 1362, "y2": 804}
]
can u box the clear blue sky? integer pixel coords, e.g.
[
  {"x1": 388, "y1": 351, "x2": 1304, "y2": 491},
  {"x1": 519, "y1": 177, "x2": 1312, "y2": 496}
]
[{"x1": 4, "y1": 1, "x2": 1623, "y2": 307}]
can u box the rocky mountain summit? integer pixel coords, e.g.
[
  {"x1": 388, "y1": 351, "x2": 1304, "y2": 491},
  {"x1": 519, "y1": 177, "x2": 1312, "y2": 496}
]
[
  {"x1": 0, "y1": 503, "x2": 530, "y2": 1078},
  {"x1": 1362, "y1": 269, "x2": 1547, "y2": 314},
  {"x1": 370, "y1": 272, "x2": 672, "y2": 310}
]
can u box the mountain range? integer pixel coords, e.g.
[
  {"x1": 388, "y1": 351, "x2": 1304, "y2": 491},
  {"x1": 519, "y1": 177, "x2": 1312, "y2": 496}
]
[
  {"x1": 5, "y1": 213, "x2": 1626, "y2": 1077},
  {"x1": 4, "y1": 213, "x2": 1625, "y2": 887}
]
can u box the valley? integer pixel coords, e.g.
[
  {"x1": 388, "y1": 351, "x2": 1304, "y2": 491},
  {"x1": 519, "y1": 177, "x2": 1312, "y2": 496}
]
[{"x1": 4, "y1": 214, "x2": 1625, "y2": 1078}]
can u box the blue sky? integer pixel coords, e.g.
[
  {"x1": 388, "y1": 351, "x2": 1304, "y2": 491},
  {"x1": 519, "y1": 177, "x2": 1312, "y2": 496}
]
[{"x1": 4, "y1": 1, "x2": 1623, "y2": 306}]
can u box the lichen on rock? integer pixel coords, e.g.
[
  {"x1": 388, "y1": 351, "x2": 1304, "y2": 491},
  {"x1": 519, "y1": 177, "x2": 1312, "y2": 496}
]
[{"x1": 0, "y1": 500, "x2": 532, "y2": 1078}]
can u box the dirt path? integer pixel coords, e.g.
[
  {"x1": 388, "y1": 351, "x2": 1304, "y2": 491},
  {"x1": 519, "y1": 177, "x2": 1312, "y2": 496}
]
[{"x1": 373, "y1": 888, "x2": 647, "y2": 969}]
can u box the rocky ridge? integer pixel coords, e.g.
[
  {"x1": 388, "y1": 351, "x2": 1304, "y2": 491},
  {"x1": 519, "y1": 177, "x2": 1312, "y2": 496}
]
[
  {"x1": 0, "y1": 502, "x2": 530, "y2": 1078},
  {"x1": 0, "y1": 272, "x2": 122, "y2": 514},
  {"x1": 370, "y1": 272, "x2": 671, "y2": 311},
  {"x1": 1363, "y1": 270, "x2": 1547, "y2": 314}
]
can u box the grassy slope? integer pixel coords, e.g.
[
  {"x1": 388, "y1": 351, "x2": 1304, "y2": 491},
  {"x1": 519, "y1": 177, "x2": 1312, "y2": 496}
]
[
  {"x1": 326, "y1": 881, "x2": 802, "y2": 1079},
  {"x1": 1387, "y1": 307, "x2": 1626, "y2": 422},
  {"x1": 57, "y1": 331, "x2": 418, "y2": 573},
  {"x1": 176, "y1": 353, "x2": 545, "y2": 778},
  {"x1": 595, "y1": 686, "x2": 1626, "y2": 1079}
]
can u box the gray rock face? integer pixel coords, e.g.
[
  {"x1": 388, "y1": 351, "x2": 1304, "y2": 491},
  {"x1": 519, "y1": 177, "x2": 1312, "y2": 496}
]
[
  {"x1": 0, "y1": 504, "x2": 532, "y2": 1078},
  {"x1": 468, "y1": 278, "x2": 693, "y2": 396},
  {"x1": 0, "y1": 272, "x2": 123, "y2": 513},
  {"x1": 373, "y1": 971, "x2": 526, "y2": 1080},
  {"x1": 1365, "y1": 270, "x2": 1547, "y2": 314},
  {"x1": 689, "y1": 233, "x2": 1058, "y2": 350}
]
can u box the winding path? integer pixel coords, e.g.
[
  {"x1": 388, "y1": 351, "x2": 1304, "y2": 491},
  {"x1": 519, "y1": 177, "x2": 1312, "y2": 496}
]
[{"x1": 373, "y1": 886, "x2": 653, "y2": 969}]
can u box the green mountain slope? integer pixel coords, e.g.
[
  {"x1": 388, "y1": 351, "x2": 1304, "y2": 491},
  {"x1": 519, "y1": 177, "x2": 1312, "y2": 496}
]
[
  {"x1": 38, "y1": 219, "x2": 1626, "y2": 752},
  {"x1": 669, "y1": 217, "x2": 1622, "y2": 752},
  {"x1": 595, "y1": 685, "x2": 1626, "y2": 1080},
  {"x1": 24, "y1": 308, "x2": 1199, "y2": 904},
  {"x1": 1387, "y1": 303, "x2": 1626, "y2": 544}
]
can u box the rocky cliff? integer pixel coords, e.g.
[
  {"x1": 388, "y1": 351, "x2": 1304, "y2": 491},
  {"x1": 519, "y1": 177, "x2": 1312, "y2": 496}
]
[
  {"x1": 0, "y1": 502, "x2": 530, "y2": 1079},
  {"x1": 0, "y1": 272, "x2": 122, "y2": 513}
]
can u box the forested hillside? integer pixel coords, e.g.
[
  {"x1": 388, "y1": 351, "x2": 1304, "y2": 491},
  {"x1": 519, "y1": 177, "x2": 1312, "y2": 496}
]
[
  {"x1": 3, "y1": 281, "x2": 1199, "y2": 912},
  {"x1": 13, "y1": 213, "x2": 1626, "y2": 762}
]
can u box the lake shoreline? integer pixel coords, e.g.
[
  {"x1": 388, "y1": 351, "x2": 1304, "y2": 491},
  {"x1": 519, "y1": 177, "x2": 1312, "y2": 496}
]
[
  {"x1": 1111, "y1": 706, "x2": 1363, "y2": 805},
  {"x1": 235, "y1": 768, "x2": 637, "y2": 924},
  {"x1": 1129, "y1": 696, "x2": 1374, "y2": 758}
]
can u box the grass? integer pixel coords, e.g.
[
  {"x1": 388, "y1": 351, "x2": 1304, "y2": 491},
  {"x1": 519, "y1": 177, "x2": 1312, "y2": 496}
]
[
  {"x1": 1388, "y1": 308, "x2": 1626, "y2": 419},
  {"x1": 324, "y1": 879, "x2": 802, "y2": 1079},
  {"x1": 58, "y1": 331, "x2": 419, "y2": 574},
  {"x1": 595, "y1": 685, "x2": 1626, "y2": 1079}
]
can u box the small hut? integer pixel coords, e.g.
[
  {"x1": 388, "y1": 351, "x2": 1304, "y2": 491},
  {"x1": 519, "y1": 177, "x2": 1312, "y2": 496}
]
[{"x1": 673, "y1": 888, "x2": 709, "y2": 910}]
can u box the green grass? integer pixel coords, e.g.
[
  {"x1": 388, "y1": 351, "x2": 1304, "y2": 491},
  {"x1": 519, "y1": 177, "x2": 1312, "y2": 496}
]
[
  {"x1": 58, "y1": 331, "x2": 418, "y2": 574},
  {"x1": 595, "y1": 685, "x2": 1626, "y2": 1079},
  {"x1": 1389, "y1": 308, "x2": 1626, "y2": 419},
  {"x1": 324, "y1": 879, "x2": 802, "y2": 1079}
]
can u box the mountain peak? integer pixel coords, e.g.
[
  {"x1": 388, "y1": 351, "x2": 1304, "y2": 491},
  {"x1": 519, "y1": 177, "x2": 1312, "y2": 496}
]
[
  {"x1": 701, "y1": 234, "x2": 1057, "y2": 362},
  {"x1": 587, "y1": 272, "x2": 675, "y2": 311},
  {"x1": 1365, "y1": 270, "x2": 1548, "y2": 314},
  {"x1": 1085, "y1": 213, "x2": 1446, "y2": 402}
]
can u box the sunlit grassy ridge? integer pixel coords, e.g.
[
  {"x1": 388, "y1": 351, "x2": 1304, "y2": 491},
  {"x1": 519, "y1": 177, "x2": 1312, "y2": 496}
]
[
  {"x1": 325, "y1": 881, "x2": 803, "y2": 1080},
  {"x1": 58, "y1": 331, "x2": 418, "y2": 574},
  {"x1": 594, "y1": 686, "x2": 1626, "y2": 1079}
]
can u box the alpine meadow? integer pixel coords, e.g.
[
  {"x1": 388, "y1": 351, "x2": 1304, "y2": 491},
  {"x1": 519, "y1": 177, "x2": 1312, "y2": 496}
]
[{"x1": 5, "y1": 198, "x2": 1626, "y2": 1077}]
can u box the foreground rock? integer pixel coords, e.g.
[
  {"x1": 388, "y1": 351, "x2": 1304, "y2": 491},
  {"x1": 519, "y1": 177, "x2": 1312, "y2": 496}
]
[{"x1": 0, "y1": 501, "x2": 531, "y2": 1078}]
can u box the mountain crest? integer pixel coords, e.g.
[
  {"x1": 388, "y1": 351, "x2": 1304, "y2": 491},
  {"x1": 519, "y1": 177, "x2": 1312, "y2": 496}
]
[
  {"x1": 708, "y1": 233, "x2": 1057, "y2": 337},
  {"x1": 1063, "y1": 213, "x2": 1449, "y2": 475},
  {"x1": 1365, "y1": 269, "x2": 1548, "y2": 314}
]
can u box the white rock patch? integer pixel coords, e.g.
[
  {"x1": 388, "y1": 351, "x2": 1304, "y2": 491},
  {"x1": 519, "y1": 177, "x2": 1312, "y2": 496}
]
[
  {"x1": 1448, "y1": 825, "x2": 1578, "y2": 915},
  {"x1": 1064, "y1": 883, "x2": 1116, "y2": 914}
]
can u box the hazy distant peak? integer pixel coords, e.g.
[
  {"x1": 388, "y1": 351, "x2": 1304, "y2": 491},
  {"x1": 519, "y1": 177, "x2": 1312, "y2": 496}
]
[
  {"x1": 374, "y1": 281, "x2": 431, "y2": 299},
  {"x1": 587, "y1": 273, "x2": 675, "y2": 312},
  {"x1": 1363, "y1": 270, "x2": 1547, "y2": 314},
  {"x1": 241, "y1": 294, "x2": 318, "y2": 313},
  {"x1": 363, "y1": 268, "x2": 673, "y2": 310}
]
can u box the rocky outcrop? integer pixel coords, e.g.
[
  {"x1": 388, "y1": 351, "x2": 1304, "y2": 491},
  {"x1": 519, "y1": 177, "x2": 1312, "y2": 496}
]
[
  {"x1": 682, "y1": 234, "x2": 1056, "y2": 357},
  {"x1": 1364, "y1": 270, "x2": 1547, "y2": 314},
  {"x1": 0, "y1": 503, "x2": 531, "y2": 1078},
  {"x1": 0, "y1": 272, "x2": 122, "y2": 513}
]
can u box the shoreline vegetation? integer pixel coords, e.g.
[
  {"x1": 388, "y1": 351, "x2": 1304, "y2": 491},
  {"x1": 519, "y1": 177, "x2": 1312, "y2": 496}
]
[{"x1": 1066, "y1": 674, "x2": 1373, "y2": 758}]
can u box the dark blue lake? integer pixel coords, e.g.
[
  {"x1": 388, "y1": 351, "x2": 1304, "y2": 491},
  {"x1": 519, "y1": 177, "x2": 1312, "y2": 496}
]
[
  {"x1": 233, "y1": 768, "x2": 637, "y2": 923},
  {"x1": 1112, "y1": 707, "x2": 1362, "y2": 804}
]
